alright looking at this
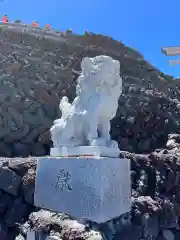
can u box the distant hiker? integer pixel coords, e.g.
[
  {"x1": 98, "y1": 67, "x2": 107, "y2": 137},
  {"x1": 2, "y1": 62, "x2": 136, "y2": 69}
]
[
  {"x1": 45, "y1": 23, "x2": 50, "y2": 29},
  {"x1": 84, "y1": 30, "x2": 89, "y2": 36},
  {"x1": 66, "y1": 28, "x2": 72, "y2": 34},
  {"x1": 32, "y1": 20, "x2": 38, "y2": 27},
  {"x1": 2, "y1": 15, "x2": 8, "y2": 23}
]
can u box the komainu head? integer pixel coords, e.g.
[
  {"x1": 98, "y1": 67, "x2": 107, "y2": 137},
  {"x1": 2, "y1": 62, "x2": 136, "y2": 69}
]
[{"x1": 76, "y1": 55, "x2": 122, "y2": 96}]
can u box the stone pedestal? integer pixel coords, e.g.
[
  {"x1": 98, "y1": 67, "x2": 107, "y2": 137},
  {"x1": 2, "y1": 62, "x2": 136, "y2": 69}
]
[
  {"x1": 27, "y1": 230, "x2": 47, "y2": 240},
  {"x1": 34, "y1": 153, "x2": 131, "y2": 223},
  {"x1": 50, "y1": 146, "x2": 120, "y2": 158},
  {"x1": 26, "y1": 231, "x2": 39, "y2": 240}
]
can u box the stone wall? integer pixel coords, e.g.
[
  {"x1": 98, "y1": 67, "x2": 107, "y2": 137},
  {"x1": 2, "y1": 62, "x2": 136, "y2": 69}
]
[
  {"x1": 0, "y1": 23, "x2": 180, "y2": 156},
  {"x1": 0, "y1": 136, "x2": 180, "y2": 239}
]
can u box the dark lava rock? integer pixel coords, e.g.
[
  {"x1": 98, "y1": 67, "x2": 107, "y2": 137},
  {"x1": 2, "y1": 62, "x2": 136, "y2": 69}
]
[
  {"x1": 0, "y1": 193, "x2": 12, "y2": 214},
  {"x1": 4, "y1": 197, "x2": 29, "y2": 227},
  {"x1": 0, "y1": 220, "x2": 13, "y2": 240},
  {"x1": 21, "y1": 168, "x2": 36, "y2": 205},
  {"x1": 0, "y1": 167, "x2": 21, "y2": 196},
  {"x1": 8, "y1": 158, "x2": 37, "y2": 177},
  {"x1": 13, "y1": 142, "x2": 30, "y2": 158}
]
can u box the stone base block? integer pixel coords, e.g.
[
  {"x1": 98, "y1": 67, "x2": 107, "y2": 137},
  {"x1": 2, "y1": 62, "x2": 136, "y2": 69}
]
[
  {"x1": 50, "y1": 146, "x2": 119, "y2": 158},
  {"x1": 26, "y1": 231, "x2": 36, "y2": 240},
  {"x1": 34, "y1": 156, "x2": 131, "y2": 223},
  {"x1": 27, "y1": 231, "x2": 46, "y2": 240}
]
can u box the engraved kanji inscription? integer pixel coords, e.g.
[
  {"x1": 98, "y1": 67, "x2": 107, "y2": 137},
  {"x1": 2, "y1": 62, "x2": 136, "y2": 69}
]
[{"x1": 54, "y1": 169, "x2": 72, "y2": 191}]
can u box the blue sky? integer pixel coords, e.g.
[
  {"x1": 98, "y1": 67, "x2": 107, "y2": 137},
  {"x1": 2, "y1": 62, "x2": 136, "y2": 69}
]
[{"x1": 0, "y1": 0, "x2": 180, "y2": 77}]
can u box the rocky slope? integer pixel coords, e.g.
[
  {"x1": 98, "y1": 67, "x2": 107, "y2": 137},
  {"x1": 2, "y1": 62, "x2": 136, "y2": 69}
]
[{"x1": 0, "y1": 22, "x2": 179, "y2": 157}]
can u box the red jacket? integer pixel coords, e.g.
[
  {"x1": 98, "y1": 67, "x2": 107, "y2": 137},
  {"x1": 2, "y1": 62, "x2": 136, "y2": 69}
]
[
  {"x1": 2, "y1": 16, "x2": 8, "y2": 22},
  {"x1": 32, "y1": 21, "x2": 38, "y2": 27}
]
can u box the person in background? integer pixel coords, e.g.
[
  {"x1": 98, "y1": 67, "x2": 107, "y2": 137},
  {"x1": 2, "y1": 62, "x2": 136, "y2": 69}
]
[
  {"x1": 2, "y1": 15, "x2": 8, "y2": 23},
  {"x1": 45, "y1": 23, "x2": 51, "y2": 29},
  {"x1": 32, "y1": 20, "x2": 38, "y2": 27}
]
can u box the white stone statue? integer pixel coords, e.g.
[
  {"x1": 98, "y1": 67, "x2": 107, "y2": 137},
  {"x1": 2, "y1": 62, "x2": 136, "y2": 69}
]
[
  {"x1": 50, "y1": 55, "x2": 122, "y2": 156},
  {"x1": 35, "y1": 56, "x2": 131, "y2": 223}
]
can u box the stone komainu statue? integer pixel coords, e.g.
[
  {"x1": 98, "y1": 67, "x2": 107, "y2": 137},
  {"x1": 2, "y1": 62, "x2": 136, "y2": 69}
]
[{"x1": 50, "y1": 55, "x2": 122, "y2": 149}]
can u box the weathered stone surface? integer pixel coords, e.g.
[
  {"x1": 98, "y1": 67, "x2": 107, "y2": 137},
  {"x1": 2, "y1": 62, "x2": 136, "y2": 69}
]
[{"x1": 34, "y1": 157, "x2": 131, "y2": 223}]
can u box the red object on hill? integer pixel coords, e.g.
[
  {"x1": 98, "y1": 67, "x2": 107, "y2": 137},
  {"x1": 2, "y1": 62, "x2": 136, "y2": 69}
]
[
  {"x1": 2, "y1": 15, "x2": 8, "y2": 22},
  {"x1": 32, "y1": 21, "x2": 38, "y2": 27}
]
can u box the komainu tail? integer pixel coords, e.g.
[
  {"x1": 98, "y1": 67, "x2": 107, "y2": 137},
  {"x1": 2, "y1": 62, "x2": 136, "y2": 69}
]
[{"x1": 59, "y1": 96, "x2": 72, "y2": 119}]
